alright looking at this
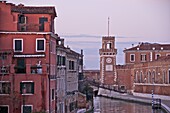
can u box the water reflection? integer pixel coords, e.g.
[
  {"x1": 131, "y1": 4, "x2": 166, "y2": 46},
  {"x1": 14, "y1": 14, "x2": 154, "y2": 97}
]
[{"x1": 93, "y1": 97, "x2": 165, "y2": 113}]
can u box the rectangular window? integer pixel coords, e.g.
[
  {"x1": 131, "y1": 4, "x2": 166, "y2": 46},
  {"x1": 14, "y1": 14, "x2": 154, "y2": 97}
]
[
  {"x1": 22, "y1": 105, "x2": 32, "y2": 113},
  {"x1": 141, "y1": 54, "x2": 147, "y2": 62},
  {"x1": 36, "y1": 38, "x2": 45, "y2": 52},
  {"x1": 69, "y1": 61, "x2": 75, "y2": 70},
  {"x1": 13, "y1": 39, "x2": 23, "y2": 52},
  {"x1": 0, "y1": 106, "x2": 8, "y2": 113},
  {"x1": 130, "y1": 54, "x2": 135, "y2": 62},
  {"x1": 51, "y1": 89, "x2": 55, "y2": 100},
  {"x1": 62, "y1": 56, "x2": 66, "y2": 66},
  {"x1": 0, "y1": 82, "x2": 10, "y2": 94},
  {"x1": 15, "y1": 59, "x2": 26, "y2": 73},
  {"x1": 72, "y1": 61, "x2": 74, "y2": 70},
  {"x1": 39, "y1": 17, "x2": 48, "y2": 31},
  {"x1": 20, "y1": 82, "x2": 34, "y2": 94},
  {"x1": 18, "y1": 15, "x2": 26, "y2": 24}
]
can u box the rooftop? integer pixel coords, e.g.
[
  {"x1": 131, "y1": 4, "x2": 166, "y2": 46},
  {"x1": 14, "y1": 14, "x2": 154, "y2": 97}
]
[{"x1": 124, "y1": 42, "x2": 170, "y2": 52}]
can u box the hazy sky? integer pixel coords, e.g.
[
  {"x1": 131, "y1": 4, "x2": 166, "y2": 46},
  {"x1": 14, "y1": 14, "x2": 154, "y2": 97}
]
[{"x1": 8, "y1": 0, "x2": 170, "y2": 69}]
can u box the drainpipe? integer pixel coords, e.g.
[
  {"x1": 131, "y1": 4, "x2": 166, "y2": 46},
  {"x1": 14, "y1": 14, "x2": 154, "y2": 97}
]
[
  {"x1": 49, "y1": 37, "x2": 51, "y2": 113},
  {"x1": 44, "y1": 34, "x2": 51, "y2": 113}
]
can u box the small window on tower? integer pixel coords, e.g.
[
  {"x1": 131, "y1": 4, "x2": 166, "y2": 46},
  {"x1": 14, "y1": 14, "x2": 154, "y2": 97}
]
[{"x1": 106, "y1": 43, "x2": 111, "y2": 49}]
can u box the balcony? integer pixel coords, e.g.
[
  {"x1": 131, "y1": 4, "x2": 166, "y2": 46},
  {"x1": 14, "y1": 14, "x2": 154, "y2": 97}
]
[{"x1": 30, "y1": 65, "x2": 42, "y2": 74}]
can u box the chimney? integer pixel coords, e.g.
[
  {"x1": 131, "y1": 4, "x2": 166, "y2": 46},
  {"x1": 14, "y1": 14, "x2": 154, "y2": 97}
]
[
  {"x1": 18, "y1": 3, "x2": 24, "y2": 7},
  {"x1": 81, "y1": 49, "x2": 83, "y2": 55},
  {"x1": 60, "y1": 39, "x2": 64, "y2": 46}
]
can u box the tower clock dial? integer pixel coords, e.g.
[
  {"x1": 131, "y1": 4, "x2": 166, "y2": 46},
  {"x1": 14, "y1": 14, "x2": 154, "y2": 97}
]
[{"x1": 106, "y1": 57, "x2": 112, "y2": 63}]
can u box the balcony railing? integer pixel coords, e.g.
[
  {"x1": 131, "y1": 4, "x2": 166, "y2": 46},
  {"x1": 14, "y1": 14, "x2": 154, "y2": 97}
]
[
  {"x1": 18, "y1": 22, "x2": 51, "y2": 32},
  {"x1": 30, "y1": 65, "x2": 42, "y2": 74}
]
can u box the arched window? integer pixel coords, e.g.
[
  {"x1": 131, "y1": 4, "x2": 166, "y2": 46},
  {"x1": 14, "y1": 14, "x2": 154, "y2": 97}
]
[
  {"x1": 162, "y1": 70, "x2": 166, "y2": 84},
  {"x1": 106, "y1": 42, "x2": 112, "y2": 49},
  {"x1": 140, "y1": 71, "x2": 143, "y2": 83},
  {"x1": 148, "y1": 71, "x2": 151, "y2": 83},
  {"x1": 152, "y1": 71, "x2": 156, "y2": 83},
  {"x1": 135, "y1": 71, "x2": 138, "y2": 83}
]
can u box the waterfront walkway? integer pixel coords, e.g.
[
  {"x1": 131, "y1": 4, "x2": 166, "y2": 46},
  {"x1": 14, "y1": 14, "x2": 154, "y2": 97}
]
[{"x1": 98, "y1": 88, "x2": 170, "y2": 113}]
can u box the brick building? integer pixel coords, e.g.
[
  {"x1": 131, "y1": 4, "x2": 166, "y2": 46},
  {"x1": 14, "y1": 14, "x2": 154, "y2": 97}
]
[
  {"x1": 124, "y1": 42, "x2": 170, "y2": 65},
  {"x1": 99, "y1": 36, "x2": 117, "y2": 85},
  {"x1": 0, "y1": 1, "x2": 57, "y2": 113},
  {"x1": 133, "y1": 56, "x2": 170, "y2": 98},
  {"x1": 86, "y1": 37, "x2": 170, "y2": 98},
  {"x1": 84, "y1": 70, "x2": 100, "y2": 83}
]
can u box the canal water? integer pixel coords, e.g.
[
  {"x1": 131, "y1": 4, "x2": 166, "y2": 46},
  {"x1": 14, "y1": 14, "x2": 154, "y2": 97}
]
[{"x1": 93, "y1": 97, "x2": 166, "y2": 113}]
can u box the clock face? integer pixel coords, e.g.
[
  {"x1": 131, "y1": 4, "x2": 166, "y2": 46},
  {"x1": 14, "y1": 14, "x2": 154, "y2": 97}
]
[{"x1": 106, "y1": 57, "x2": 112, "y2": 63}]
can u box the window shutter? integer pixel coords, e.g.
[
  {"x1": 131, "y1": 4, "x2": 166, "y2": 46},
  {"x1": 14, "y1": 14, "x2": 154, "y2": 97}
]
[
  {"x1": 63, "y1": 56, "x2": 66, "y2": 65},
  {"x1": 20, "y1": 83, "x2": 23, "y2": 94}
]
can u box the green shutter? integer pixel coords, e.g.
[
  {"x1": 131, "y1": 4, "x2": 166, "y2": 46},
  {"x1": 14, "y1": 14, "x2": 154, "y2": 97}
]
[
  {"x1": 20, "y1": 83, "x2": 23, "y2": 94},
  {"x1": 31, "y1": 82, "x2": 34, "y2": 94}
]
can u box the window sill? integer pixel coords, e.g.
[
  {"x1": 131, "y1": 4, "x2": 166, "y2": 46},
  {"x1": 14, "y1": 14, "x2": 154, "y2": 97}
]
[
  {"x1": 21, "y1": 94, "x2": 34, "y2": 95},
  {"x1": 0, "y1": 94, "x2": 10, "y2": 96},
  {"x1": 36, "y1": 50, "x2": 45, "y2": 52}
]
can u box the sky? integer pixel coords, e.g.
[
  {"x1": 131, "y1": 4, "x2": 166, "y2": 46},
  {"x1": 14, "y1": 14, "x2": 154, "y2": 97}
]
[{"x1": 7, "y1": 0, "x2": 170, "y2": 69}]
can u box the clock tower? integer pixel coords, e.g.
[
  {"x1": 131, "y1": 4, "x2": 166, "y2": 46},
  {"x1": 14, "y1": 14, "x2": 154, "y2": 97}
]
[{"x1": 99, "y1": 36, "x2": 117, "y2": 85}]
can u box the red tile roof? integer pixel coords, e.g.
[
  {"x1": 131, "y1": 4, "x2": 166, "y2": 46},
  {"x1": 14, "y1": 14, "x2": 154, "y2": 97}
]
[
  {"x1": 11, "y1": 5, "x2": 57, "y2": 17},
  {"x1": 124, "y1": 42, "x2": 170, "y2": 52}
]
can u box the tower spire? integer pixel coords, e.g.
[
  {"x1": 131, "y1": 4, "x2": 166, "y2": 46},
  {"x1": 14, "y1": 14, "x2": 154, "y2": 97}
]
[{"x1": 108, "y1": 17, "x2": 110, "y2": 37}]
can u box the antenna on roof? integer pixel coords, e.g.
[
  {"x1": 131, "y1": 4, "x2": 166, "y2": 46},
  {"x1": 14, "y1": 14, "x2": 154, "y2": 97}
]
[{"x1": 108, "y1": 17, "x2": 110, "y2": 37}]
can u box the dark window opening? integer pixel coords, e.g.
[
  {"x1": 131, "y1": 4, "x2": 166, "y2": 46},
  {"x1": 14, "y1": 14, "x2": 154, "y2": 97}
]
[
  {"x1": 15, "y1": 59, "x2": 26, "y2": 73},
  {"x1": 52, "y1": 89, "x2": 55, "y2": 100},
  {"x1": 130, "y1": 54, "x2": 135, "y2": 62},
  {"x1": 57, "y1": 55, "x2": 66, "y2": 66},
  {"x1": 20, "y1": 82, "x2": 34, "y2": 94},
  {"x1": 18, "y1": 15, "x2": 26, "y2": 24},
  {"x1": 39, "y1": 17, "x2": 48, "y2": 31},
  {"x1": 23, "y1": 106, "x2": 32, "y2": 113},
  {"x1": 37, "y1": 40, "x2": 44, "y2": 51},
  {"x1": 0, "y1": 106, "x2": 8, "y2": 113},
  {"x1": 14, "y1": 40, "x2": 22, "y2": 52},
  {"x1": 69, "y1": 61, "x2": 75, "y2": 70}
]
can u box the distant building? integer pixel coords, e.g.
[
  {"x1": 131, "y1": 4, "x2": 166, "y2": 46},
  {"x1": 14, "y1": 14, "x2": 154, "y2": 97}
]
[
  {"x1": 99, "y1": 36, "x2": 117, "y2": 85},
  {"x1": 0, "y1": 1, "x2": 57, "y2": 113},
  {"x1": 133, "y1": 56, "x2": 170, "y2": 98},
  {"x1": 124, "y1": 42, "x2": 170, "y2": 65},
  {"x1": 84, "y1": 70, "x2": 100, "y2": 83},
  {"x1": 56, "y1": 37, "x2": 83, "y2": 113},
  {"x1": 88, "y1": 37, "x2": 170, "y2": 98}
]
